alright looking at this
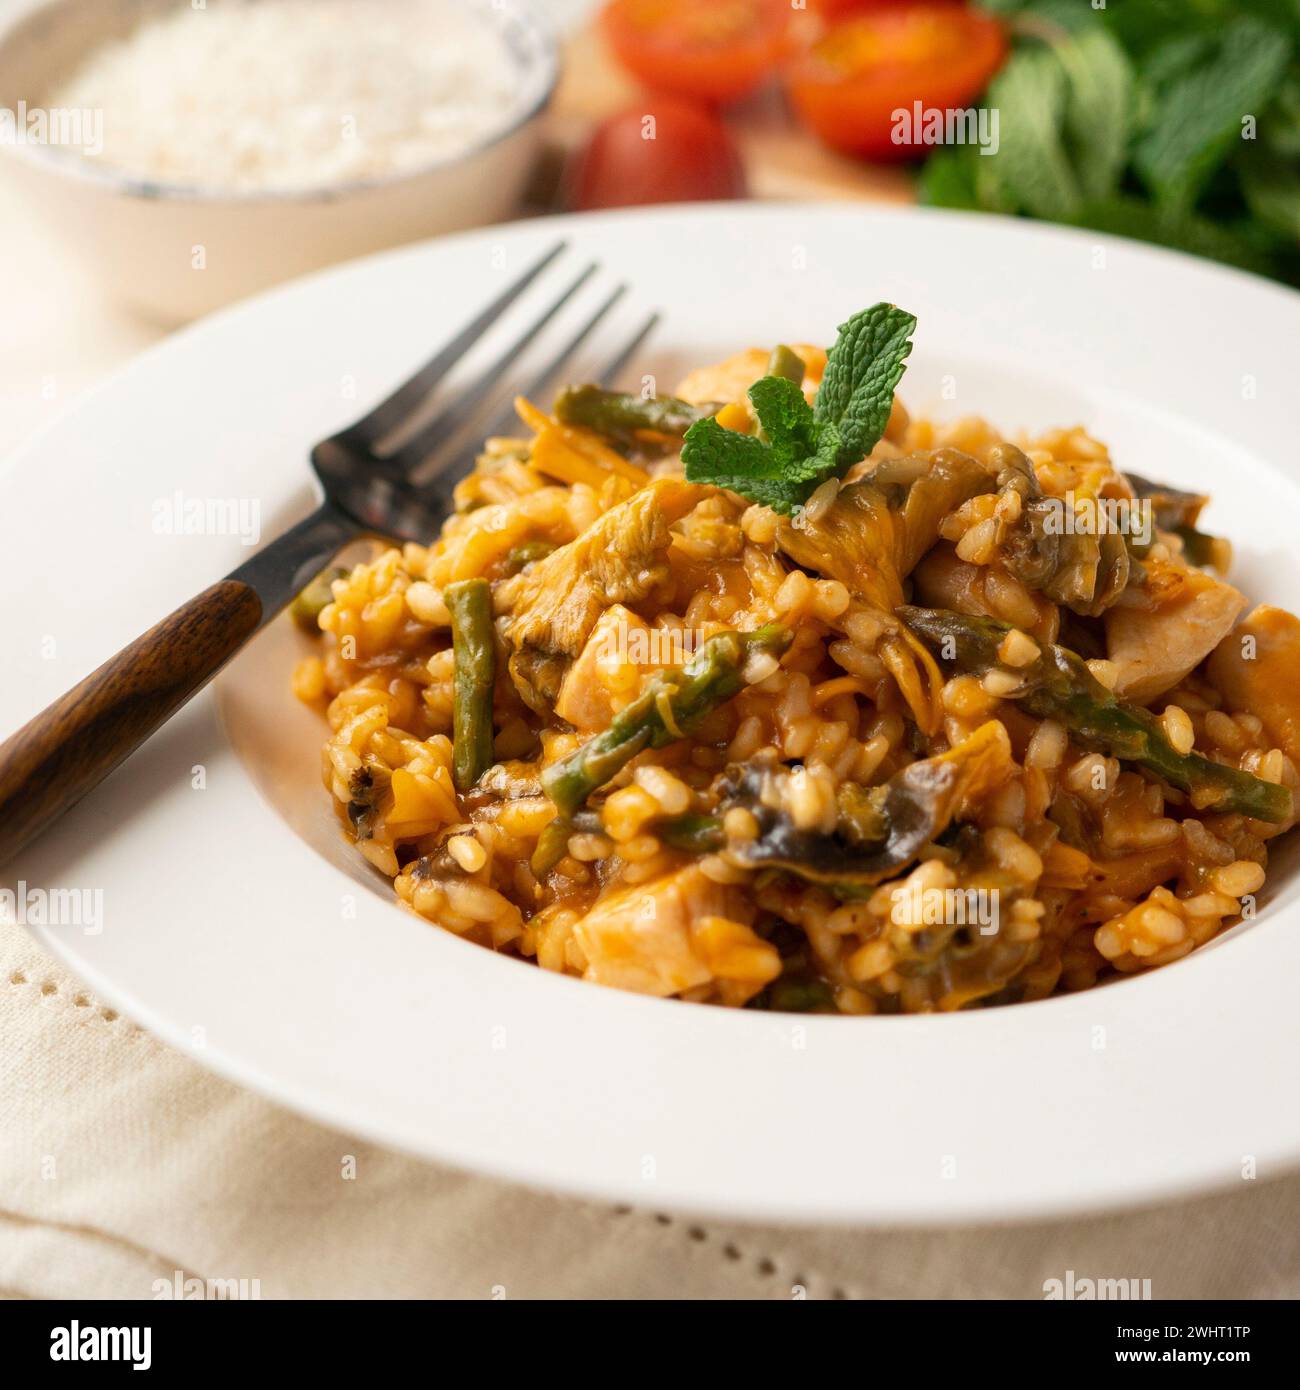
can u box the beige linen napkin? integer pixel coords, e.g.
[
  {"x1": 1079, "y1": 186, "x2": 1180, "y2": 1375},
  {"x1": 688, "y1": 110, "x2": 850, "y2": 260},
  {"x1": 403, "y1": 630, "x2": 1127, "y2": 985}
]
[{"x1": 4, "y1": 917, "x2": 1299, "y2": 1301}]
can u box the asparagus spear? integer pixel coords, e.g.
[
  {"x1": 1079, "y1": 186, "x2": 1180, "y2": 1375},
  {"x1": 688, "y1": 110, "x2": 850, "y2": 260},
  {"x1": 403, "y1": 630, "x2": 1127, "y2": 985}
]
[
  {"x1": 556, "y1": 804, "x2": 718, "y2": 852},
  {"x1": 552, "y1": 386, "x2": 717, "y2": 447},
  {"x1": 750, "y1": 974, "x2": 837, "y2": 1013},
  {"x1": 543, "y1": 624, "x2": 792, "y2": 817},
  {"x1": 531, "y1": 625, "x2": 791, "y2": 873},
  {"x1": 529, "y1": 817, "x2": 575, "y2": 878},
  {"x1": 290, "y1": 565, "x2": 349, "y2": 632},
  {"x1": 658, "y1": 813, "x2": 726, "y2": 854},
  {"x1": 502, "y1": 539, "x2": 556, "y2": 576},
  {"x1": 446, "y1": 579, "x2": 497, "y2": 794},
  {"x1": 899, "y1": 605, "x2": 1292, "y2": 822},
  {"x1": 765, "y1": 344, "x2": 806, "y2": 384}
]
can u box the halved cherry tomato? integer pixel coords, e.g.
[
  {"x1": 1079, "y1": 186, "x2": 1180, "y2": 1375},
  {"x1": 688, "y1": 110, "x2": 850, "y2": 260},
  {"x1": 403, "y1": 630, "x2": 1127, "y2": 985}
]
[
  {"x1": 786, "y1": 5, "x2": 1007, "y2": 160},
  {"x1": 809, "y1": 0, "x2": 961, "y2": 19},
  {"x1": 600, "y1": 0, "x2": 792, "y2": 107},
  {"x1": 566, "y1": 99, "x2": 747, "y2": 210}
]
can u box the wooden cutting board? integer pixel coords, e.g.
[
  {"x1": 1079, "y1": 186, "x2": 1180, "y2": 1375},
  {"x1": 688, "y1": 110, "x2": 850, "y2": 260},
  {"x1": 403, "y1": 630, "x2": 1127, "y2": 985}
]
[{"x1": 546, "y1": 25, "x2": 914, "y2": 206}]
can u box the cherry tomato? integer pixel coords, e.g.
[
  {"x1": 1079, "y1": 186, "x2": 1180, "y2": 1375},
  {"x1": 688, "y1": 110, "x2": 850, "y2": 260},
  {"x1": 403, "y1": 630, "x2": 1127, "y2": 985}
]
[
  {"x1": 600, "y1": 0, "x2": 792, "y2": 106},
  {"x1": 566, "y1": 99, "x2": 747, "y2": 210},
  {"x1": 809, "y1": 0, "x2": 961, "y2": 19},
  {"x1": 786, "y1": 5, "x2": 1007, "y2": 160}
]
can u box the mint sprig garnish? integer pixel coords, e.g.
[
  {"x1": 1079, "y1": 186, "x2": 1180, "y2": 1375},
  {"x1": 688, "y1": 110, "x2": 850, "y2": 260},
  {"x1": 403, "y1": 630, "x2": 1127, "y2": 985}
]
[{"x1": 681, "y1": 303, "x2": 916, "y2": 515}]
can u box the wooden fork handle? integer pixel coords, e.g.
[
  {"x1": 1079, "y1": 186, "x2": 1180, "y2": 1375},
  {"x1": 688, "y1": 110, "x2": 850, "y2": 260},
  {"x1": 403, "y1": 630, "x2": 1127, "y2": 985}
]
[{"x1": 0, "y1": 579, "x2": 263, "y2": 868}]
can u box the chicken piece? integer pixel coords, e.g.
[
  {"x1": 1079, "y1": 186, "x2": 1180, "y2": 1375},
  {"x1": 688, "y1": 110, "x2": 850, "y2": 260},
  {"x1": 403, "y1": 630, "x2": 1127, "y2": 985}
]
[
  {"x1": 573, "y1": 865, "x2": 748, "y2": 997},
  {"x1": 674, "y1": 343, "x2": 826, "y2": 409},
  {"x1": 553, "y1": 604, "x2": 653, "y2": 732},
  {"x1": 1104, "y1": 561, "x2": 1247, "y2": 704},
  {"x1": 503, "y1": 477, "x2": 701, "y2": 713},
  {"x1": 1206, "y1": 604, "x2": 1300, "y2": 764}
]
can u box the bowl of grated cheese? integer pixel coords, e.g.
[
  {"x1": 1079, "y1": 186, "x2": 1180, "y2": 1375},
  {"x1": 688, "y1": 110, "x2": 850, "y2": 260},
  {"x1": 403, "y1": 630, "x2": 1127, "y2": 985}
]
[{"x1": 0, "y1": 0, "x2": 558, "y2": 321}]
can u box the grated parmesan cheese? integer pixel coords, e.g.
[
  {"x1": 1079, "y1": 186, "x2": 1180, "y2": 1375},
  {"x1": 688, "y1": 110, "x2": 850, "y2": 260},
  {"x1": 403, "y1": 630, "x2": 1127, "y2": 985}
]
[{"x1": 47, "y1": 0, "x2": 522, "y2": 193}]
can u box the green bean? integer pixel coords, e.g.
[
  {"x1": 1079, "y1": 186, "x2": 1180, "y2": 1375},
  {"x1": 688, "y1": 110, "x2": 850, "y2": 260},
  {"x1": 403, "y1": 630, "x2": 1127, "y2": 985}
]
[{"x1": 446, "y1": 578, "x2": 497, "y2": 794}]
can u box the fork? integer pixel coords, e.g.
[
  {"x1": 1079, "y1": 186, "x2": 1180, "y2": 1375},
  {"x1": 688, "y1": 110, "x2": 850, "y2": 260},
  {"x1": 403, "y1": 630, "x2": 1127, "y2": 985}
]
[{"x1": 0, "y1": 242, "x2": 658, "y2": 867}]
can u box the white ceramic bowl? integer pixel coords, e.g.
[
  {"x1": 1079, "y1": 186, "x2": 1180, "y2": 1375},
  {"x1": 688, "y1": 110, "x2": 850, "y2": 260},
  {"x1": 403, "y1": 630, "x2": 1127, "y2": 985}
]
[
  {"x1": 0, "y1": 0, "x2": 557, "y2": 322},
  {"x1": 5, "y1": 204, "x2": 1300, "y2": 1225}
]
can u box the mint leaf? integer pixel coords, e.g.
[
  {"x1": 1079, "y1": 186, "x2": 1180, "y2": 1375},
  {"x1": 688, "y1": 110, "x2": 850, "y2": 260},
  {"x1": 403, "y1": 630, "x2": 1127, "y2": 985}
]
[
  {"x1": 682, "y1": 418, "x2": 812, "y2": 515},
  {"x1": 916, "y1": 145, "x2": 980, "y2": 209},
  {"x1": 983, "y1": 47, "x2": 1083, "y2": 220},
  {"x1": 1134, "y1": 17, "x2": 1292, "y2": 208},
  {"x1": 930, "y1": 10, "x2": 1129, "y2": 218},
  {"x1": 1009, "y1": 0, "x2": 1134, "y2": 203},
  {"x1": 681, "y1": 415, "x2": 841, "y2": 516},
  {"x1": 1264, "y1": 69, "x2": 1300, "y2": 158},
  {"x1": 682, "y1": 302, "x2": 912, "y2": 515},
  {"x1": 1140, "y1": 32, "x2": 1214, "y2": 94},
  {"x1": 813, "y1": 304, "x2": 916, "y2": 466},
  {"x1": 1060, "y1": 24, "x2": 1135, "y2": 202},
  {"x1": 748, "y1": 375, "x2": 816, "y2": 453},
  {"x1": 1240, "y1": 146, "x2": 1300, "y2": 238},
  {"x1": 1070, "y1": 195, "x2": 1276, "y2": 277}
]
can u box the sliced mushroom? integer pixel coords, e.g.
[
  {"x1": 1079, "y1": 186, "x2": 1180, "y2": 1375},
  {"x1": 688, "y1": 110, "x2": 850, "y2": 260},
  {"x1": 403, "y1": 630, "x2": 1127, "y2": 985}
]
[
  {"x1": 992, "y1": 443, "x2": 1131, "y2": 617},
  {"x1": 775, "y1": 448, "x2": 992, "y2": 609},
  {"x1": 718, "y1": 721, "x2": 1015, "y2": 891}
]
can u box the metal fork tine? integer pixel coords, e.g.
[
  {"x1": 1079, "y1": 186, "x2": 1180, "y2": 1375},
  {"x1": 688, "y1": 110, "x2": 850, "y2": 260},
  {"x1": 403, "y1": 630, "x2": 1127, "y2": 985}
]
[
  {"x1": 383, "y1": 261, "x2": 601, "y2": 476},
  {"x1": 396, "y1": 299, "x2": 665, "y2": 496},
  {"x1": 471, "y1": 282, "x2": 629, "y2": 446},
  {"x1": 331, "y1": 239, "x2": 567, "y2": 451},
  {"x1": 596, "y1": 311, "x2": 661, "y2": 388}
]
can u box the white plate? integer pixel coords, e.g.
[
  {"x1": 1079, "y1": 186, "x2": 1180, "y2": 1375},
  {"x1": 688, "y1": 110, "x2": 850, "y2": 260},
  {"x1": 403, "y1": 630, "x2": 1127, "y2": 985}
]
[{"x1": 4, "y1": 204, "x2": 1300, "y2": 1226}]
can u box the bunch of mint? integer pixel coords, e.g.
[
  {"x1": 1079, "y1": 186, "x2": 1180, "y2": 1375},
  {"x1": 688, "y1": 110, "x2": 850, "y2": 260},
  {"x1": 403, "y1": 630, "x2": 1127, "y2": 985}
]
[{"x1": 922, "y1": 0, "x2": 1300, "y2": 285}]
